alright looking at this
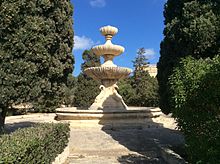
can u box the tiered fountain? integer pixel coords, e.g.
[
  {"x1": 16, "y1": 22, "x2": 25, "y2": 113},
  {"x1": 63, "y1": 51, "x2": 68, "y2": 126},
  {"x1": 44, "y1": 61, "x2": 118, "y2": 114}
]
[
  {"x1": 84, "y1": 25, "x2": 131, "y2": 111},
  {"x1": 56, "y1": 26, "x2": 161, "y2": 128}
]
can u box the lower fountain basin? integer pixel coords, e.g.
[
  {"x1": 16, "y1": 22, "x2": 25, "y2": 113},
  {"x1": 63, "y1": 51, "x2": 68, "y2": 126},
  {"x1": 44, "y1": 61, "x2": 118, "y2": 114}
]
[
  {"x1": 55, "y1": 107, "x2": 163, "y2": 129},
  {"x1": 84, "y1": 66, "x2": 132, "y2": 80}
]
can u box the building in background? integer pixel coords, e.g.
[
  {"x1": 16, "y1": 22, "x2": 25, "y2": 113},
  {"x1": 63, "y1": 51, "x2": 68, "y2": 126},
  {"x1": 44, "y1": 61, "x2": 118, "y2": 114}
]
[{"x1": 145, "y1": 64, "x2": 157, "y2": 77}]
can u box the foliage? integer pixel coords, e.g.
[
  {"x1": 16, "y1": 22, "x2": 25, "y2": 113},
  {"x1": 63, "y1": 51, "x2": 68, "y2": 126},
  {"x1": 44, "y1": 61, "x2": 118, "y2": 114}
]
[
  {"x1": 169, "y1": 56, "x2": 220, "y2": 163},
  {"x1": 131, "y1": 48, "x2": 159, "y2": 107},
  {"x1": 74, "y1": 50, "x2": 101, "y2": 107},
  {"x1": 133, "y1": 48, "x2": 149, "y2": 78},
  {"x1": 118, "y1": 77, "x2": 135, "y2": 105},
  {"x1": 157, "y1": 0, "x2": 220, "y2": 114},
  {"x1": 0, "y1": 0, "x2": 74, "y2": 130},
  {"x1": 0, "y1": 123, "x2": 70, "y2": 163},
  {"x1": 158, "y1": 1, "x2": 220, "y2": 162},
  {"x1": 129, "y1": 75, "x2": 159, "y2": 107},
  {"x1": 118, "y1": 48, "x2": 159, "y2": 107},
  {"x1": 63, "y1": 74, "x2": 76, "y2": 107}
]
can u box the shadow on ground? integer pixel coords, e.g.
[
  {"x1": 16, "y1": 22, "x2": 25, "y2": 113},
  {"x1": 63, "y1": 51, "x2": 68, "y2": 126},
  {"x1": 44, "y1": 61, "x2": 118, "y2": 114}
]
[
  {"x1": 100, "y1": 113, "x2": 185, "y2": 163},
  {"x1": 4, "y1": 121, "x2": 37, "y2": 134}
]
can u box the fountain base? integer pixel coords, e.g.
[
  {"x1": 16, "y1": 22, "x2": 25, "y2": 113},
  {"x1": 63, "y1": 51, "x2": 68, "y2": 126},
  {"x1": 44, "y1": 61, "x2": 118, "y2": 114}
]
[{"x1": 55, "y1": 107, "x2": 162, "y2": 129}]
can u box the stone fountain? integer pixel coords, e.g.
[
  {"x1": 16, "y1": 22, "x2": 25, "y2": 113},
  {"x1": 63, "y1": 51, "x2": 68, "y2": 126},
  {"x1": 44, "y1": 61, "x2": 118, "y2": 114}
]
[
  {"x1": 55, "y1": 25, "x2": 162, "y2": 128},
  {"x1": 84, "y1": 25, "x2": 131, "y2": 111}
]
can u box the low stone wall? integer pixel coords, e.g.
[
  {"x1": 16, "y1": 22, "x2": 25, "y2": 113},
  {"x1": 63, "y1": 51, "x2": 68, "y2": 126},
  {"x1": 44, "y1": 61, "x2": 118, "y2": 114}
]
[
  {"x1": 158, "y1": 144, "x2": 187, "y2": 164},
  {"x1": 52, "y1": 143, "x2": 70, "y2": 164}
]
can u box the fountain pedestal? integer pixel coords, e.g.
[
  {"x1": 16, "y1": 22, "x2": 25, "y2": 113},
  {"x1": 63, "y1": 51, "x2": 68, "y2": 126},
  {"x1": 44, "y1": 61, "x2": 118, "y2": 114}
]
[{"x1": 89, "y1": 79, "x2": 128, "y2": 110}]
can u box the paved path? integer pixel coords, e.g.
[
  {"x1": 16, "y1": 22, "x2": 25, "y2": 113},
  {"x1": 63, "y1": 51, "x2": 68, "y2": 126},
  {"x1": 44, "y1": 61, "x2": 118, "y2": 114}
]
[
  {"x1": 65, "y1": 114, "x2": 184, "y2": 164},
  {"x1": 65, "y1": 127, "x2": 184, "y2": 164},
  {"x1": 5, "y1": 113, "x2": 185, "y2": 164}
]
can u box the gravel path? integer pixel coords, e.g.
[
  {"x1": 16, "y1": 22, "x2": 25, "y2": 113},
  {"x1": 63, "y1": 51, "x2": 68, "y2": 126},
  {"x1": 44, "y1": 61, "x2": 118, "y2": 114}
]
[{"x1": 5, "y1": 113, "x2": 57, "y2": 133}]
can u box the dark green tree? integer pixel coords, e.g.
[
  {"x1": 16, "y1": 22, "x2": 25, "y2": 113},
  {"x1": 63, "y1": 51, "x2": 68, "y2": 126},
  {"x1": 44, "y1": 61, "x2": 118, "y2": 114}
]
[
  {"x1": 63, "y1": 74, "x2": 76, "y2": 107},
  {"x1": 118, "y1": 77, "x2": 135, "y2": 105},
  {"x1": 74, "y1": 50, "x2": 100, "y2": 108},
  {"x1": 118, "y1": 48, "x2": 159, "y2": 107},
  {"x1": 157, "y1": 0, "x2": 220, "y2": 114},
  {"x1": 0, "y1": 0, "x2": 74, "y2": 131}
]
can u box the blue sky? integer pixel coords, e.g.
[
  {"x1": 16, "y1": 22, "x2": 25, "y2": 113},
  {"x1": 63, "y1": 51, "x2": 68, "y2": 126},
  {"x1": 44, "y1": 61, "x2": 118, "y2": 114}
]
[{"x1": 71, "y1": 0, "x2": 166, "y2": 76}]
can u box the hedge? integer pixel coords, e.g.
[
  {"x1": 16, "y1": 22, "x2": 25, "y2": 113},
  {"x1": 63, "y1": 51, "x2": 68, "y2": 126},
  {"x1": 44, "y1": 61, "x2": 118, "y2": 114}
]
[
  {"x1": 169, "y1": 56, "x2": 220, "y2": 163},
  {"x1": 0, "y1": 123, "x2": 70, "y2": 163}
]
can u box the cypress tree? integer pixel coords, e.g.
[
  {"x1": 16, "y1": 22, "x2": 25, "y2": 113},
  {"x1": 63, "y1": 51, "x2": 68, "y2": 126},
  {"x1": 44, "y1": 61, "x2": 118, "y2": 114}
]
[
  {"x1": 157, "y1": 0, "x2": 220, "y2": 114},
  {"x1": 74, "y1": 50, "x2": 101, "y2": 108},
  {"x1": 63, "y1": 74, "x2": 76, "y2": 107},
  {"x1": 0, "y1": 0, "x2": 74, "y2": 131}
]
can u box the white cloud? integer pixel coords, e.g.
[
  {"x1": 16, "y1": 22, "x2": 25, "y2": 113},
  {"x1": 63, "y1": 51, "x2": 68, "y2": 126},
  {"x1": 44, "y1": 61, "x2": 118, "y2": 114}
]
[
  {"x1": 144, "y1": 48, "x2": 156, "y2": 59},
  {"x1": 137, "y1": 48, "x2": 156, "y2": 59},
  {"x1": 144, "y1": 48, "x2": 155, "y2": 55},
  {"x1": 74, "y1": 35, "x2": 95, "y2": 50},
  {"x1": 90, "y1": 0, "x2": 106, "y2": 8}
]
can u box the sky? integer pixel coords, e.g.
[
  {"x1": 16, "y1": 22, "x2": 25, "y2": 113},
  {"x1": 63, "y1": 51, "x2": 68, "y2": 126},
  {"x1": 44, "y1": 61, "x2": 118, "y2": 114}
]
[{"x1": 71, "y1": 0, "x2": 166, "y2": 76}]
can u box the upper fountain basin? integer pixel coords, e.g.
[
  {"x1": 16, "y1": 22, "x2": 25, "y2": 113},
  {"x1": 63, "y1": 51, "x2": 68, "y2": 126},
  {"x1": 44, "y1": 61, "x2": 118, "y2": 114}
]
[
  {"x1": 84, "y1": 66, "x2": 132, "y2": 81},
  {"x1": 100, "y1": 25, "x2": 118, "y2": 36},
  {"x1": 92, "y1": 43, "x2": 124, "y2": 57}
]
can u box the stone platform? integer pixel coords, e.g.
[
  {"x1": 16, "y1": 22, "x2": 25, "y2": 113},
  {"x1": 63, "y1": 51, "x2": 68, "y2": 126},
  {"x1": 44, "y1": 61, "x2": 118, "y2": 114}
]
[{"x1": 55, "y1": 107, "x2": 163, "y2": 129}]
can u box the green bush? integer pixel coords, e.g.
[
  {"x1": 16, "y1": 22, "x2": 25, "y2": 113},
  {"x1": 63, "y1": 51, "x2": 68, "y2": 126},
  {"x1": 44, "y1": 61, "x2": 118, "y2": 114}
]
[
  {"x1": 169, "y1": 56, "x2": 220, "y2": 163},
  {"x1": 0, "y1": 123, "x2": 70, "y2": 163}
]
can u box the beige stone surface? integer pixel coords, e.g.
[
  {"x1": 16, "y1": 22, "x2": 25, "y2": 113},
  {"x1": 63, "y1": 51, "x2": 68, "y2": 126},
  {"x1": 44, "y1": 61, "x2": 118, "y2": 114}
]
[
  {"x1": 89, "y1": 81, "x2": 128, "y2": 110},
  {"x1": 65, "y1": 115, "x2": 183, "y2": 164},
  {"x1": 84, "y1": 67, "x2": 131, "y2": 80},
  {"x1": 84, "y1": 25, "x2": 132, "y2": 111},
  {"x1": 5, "y1": 113, "x2": 57, "y2": 124},
  {"x1": 52, "y1": 144, "x2": 70, "y2": 164},
  {"x1": 92, "y1": 26, "x2": 124, "y2": 59},
  {"x1": 55, "y1": 107, "x2": 162, "y2": 129},
  {"x1": 144, "y1": 64, "x2": 158, "y2": 77},
  {"x1": 100, "y1": 25, "x2": 118, "y2": 37}
]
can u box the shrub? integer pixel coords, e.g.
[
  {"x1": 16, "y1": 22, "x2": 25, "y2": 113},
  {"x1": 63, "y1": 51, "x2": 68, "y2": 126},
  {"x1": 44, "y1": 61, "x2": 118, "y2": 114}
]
[
  {"x1": 169, "y1": 56, "x2": 220, "y2": 163},
  {"x1": 0, "y1": 123, "x2": 70, "y2": 163}
]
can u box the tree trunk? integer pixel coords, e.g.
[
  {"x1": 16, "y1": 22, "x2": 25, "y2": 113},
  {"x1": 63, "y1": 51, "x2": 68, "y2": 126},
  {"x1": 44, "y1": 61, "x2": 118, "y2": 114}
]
[{"x1": 0, "y1": 106, "x2": 7, "y2": 133}]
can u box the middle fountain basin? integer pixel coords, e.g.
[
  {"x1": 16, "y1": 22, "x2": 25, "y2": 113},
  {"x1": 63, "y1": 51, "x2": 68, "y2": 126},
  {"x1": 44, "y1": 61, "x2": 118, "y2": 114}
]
[{"x1": 84, "y1": 66, "x2": 132, "y2": 80}]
